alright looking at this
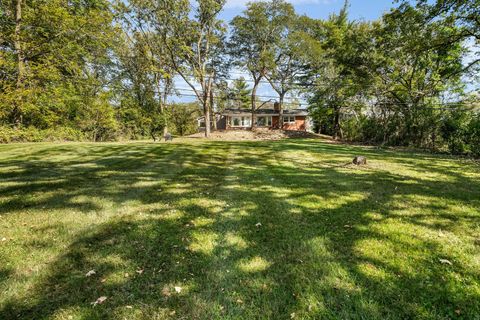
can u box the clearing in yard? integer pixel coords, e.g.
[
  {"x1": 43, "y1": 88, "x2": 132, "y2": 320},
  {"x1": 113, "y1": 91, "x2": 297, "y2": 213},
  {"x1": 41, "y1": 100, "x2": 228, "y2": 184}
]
[{"x1": 0, "y1": 138, "x2": 479, "y2": 319}]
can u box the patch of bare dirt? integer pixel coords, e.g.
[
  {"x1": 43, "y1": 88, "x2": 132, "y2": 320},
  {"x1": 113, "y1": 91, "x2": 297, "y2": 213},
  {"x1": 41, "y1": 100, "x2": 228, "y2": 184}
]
[{"x1": 187, "y1": 129, "x2": 328, "y2": 141}]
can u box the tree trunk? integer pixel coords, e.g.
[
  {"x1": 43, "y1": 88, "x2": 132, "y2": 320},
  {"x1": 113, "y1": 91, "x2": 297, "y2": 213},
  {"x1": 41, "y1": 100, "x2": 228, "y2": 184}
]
[
  {"x1": 210, "y1": 90, "x2": 217, "y2": 131},
  {"x1": 161, "y1": 92, "x2": 168, "y2": 136},
  {"x1": 203, "y1": 88, "x2": 211, "y2": 137},
  {"x1": 12, "y1": 0, "x2": 25, "y2": 127},
  {"x1": 251, "y1": 79, "x2": 260, "y2": 130},
  {"x1": 212, "y1": 113, "x2": 217, "y2": 130},
  {"x1": 332, "y1": 106, "x2": 342, "y2": 140},
  {"x1": 278, "y1": 93, "x2": 285, "y2": 130},
  {"x1": 14, "y1": 0, "x2": 24, "y2": 87},
  {"x1": 204, "y1": 100, "x2": 211, "y2": 137}
]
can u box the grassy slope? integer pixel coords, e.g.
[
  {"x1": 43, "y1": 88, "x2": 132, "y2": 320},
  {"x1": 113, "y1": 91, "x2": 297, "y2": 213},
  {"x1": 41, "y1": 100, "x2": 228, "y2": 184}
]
[{"x1": 0, "y1": 139, "x2": 479, "y2": 320}]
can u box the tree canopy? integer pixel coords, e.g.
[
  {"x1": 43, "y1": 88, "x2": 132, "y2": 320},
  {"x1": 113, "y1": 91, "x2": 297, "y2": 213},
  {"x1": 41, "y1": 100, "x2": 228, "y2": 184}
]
[{"x1": 0, "y1": 0, "x2": 478, "y2": 155}]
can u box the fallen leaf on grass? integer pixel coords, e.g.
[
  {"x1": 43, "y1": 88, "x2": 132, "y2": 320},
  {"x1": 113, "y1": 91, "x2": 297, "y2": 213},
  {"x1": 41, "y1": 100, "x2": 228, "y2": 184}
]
[
  {"x1": 136, "y1": 268, "x2": 144, "y2": 275},
  {"x1": 439, "y1": 259, "x2": 453, "y2": 265},
  {"x1": 162, "y1": 286, "x2": 171, "y2": 297},
  {"x1": 85, "y1": 270, "x2": 96, "y2": 277},
  {"x1": 91, "y1": 296, "x2": 107, "y2": 307}
]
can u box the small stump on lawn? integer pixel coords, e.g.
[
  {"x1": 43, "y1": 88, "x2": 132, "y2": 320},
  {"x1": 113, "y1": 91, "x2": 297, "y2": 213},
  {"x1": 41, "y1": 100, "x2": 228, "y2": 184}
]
[{"x1": 353, "y1": 156, "x2": 367, "y2": 165}]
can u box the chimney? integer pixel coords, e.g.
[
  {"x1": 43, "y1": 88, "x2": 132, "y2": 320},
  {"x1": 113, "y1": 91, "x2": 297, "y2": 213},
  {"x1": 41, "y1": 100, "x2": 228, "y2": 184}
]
[{"x1": 274, "y1": 102, "x2": 280, "y2": 112}]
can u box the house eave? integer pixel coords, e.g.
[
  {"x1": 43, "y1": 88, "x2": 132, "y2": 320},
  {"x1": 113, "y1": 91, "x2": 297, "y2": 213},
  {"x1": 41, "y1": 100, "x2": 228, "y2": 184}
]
[{"x1": 221, "y1": 109, "x2": 309, "y2": 117}]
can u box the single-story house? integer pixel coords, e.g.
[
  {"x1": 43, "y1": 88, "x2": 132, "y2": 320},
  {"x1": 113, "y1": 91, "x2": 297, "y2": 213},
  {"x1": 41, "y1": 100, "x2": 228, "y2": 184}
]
[{"x1": 198, "y1": 106, "x2": 310, "y2": 131}]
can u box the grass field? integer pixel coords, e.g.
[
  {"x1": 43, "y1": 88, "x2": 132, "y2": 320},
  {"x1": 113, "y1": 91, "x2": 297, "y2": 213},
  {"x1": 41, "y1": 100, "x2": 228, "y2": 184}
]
[{"x1": 0, "y1": 138, "x2": 479, "y2": 319}]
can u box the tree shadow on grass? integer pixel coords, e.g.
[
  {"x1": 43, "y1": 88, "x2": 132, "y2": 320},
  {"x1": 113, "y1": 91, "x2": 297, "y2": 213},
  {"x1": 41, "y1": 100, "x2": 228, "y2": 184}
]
[{"x1": 0, "y1": 140, "x2": 479, "y2": 319}]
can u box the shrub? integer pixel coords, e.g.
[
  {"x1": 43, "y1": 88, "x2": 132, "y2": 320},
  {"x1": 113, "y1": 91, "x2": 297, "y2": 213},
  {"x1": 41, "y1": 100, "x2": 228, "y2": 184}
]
[
  {"x1": 467, "y1": 114, "x2": 480, "y2": 157},
  {"x1": 0, "y1": 126, "x2": 85, "y2": 143}
]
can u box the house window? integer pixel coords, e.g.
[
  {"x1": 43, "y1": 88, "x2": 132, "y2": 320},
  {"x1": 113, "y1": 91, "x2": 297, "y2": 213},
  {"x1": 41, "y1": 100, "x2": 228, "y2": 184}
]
[
  {"x1": 232, "y1": 117, "x2": 241, "y2": 126},
  {"x1": 283, "y1": 116, "x2": 296, "y2": 124},
  {"x1": 256, "y1": 116, "x2": 272, "y2": 127},
  {"x1": 231, "y1": 116, "x2": 251, "y2": 127}
]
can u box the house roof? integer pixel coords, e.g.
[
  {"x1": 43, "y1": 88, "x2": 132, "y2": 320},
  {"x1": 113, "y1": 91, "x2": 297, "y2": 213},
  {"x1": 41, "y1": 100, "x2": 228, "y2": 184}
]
[{"x1": 221, "y1": 108, "x2": 308, "y2": 116}]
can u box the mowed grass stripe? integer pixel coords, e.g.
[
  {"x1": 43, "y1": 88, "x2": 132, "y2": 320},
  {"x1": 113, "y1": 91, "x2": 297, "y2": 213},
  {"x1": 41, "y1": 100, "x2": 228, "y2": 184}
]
[{"x1": 0, "y1": 139, "x2": 479, "y2": 319}]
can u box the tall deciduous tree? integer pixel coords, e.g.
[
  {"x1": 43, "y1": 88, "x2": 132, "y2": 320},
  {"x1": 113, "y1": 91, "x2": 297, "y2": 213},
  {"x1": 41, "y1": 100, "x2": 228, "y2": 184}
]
[
  {"x1": 115, "y1": 31, "x2": 171, "y2": 141},
  {"x1": 369, "y1": 4, "x2": 466, "y2": 146},
  {"x1": 0, "y1": 0, "x2": 116, "y2": 130},
  {"x1": 230, "y1": 0, "x2": 291, "y2": 129},
  {"x1": 119, "y1": 0, "x2": 177, "y2": 140},
  {"x1": 124, "y1": 0, "x2": 227, "y2": 138},
  {"x1": 158, "y1": 0, "x2": 226, "y2": 138},
  {"x1": 263, "y1": 2, "x2": 306, "y2": 125},
  {"x1": 413, "y1": 0, "x2": 480, "y2": 41},
  {"x1": 303, "y1": 1, "x2": 363, "y2": 139}
]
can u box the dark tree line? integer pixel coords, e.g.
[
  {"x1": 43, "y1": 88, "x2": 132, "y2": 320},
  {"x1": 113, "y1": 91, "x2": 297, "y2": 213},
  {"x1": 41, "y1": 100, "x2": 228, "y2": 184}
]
[
  {"x1": 303, "y1": 0, "x2": 479, "y2": 155},
  {"x1": 0, "y1": 0, "x2": 478, "y2": 154}
]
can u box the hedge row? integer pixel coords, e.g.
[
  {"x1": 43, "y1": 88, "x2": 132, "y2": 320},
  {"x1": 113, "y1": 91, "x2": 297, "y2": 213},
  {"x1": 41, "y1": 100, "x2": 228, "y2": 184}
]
[{"x1": 0, "y1": 126, "x2": 86, "y2": 143}]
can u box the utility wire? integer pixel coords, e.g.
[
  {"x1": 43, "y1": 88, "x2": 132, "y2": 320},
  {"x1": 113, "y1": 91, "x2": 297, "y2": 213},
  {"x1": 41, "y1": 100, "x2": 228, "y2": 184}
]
[
  {"x1": 170, "y1": 87, "x2": 475, "y2": 107},
  {"x1": 168, "y1": 92, "x2": 476, "y2": 110}
]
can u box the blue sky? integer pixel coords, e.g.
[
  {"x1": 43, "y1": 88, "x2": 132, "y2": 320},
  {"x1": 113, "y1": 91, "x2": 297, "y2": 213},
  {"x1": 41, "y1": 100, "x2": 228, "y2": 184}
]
[{"x1": 221, "y1": 0, "x2": 396, "y2": 22}]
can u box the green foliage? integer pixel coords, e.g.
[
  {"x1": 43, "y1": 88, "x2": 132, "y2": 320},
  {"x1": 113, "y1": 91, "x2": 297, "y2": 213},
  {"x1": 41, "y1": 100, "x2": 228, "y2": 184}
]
[
  {"x1": 0, "y1": 0, "x2": 115, "y2": 117},
  {"x1": 76, "y1": 93, "x2": 119, "y2": 142},
  {"x1": 467, "y1": 113, "x2": 480, "y2": 157},
  {"x1": 168, "y1": 103, "x2": 200, "y2": 136},
  {"x1": 0, "y1": 0, "x2": 478, "y2": 152},
  {"x1": 305, "y1": 0, "x2": 478, "y2": 154},
  {"x1": 229, "y1": 1, "x2": 283, "y2": 74},
  {"x1": 0, "y1": 126, "x2": 84, "y2": 143},
  {"x1": 229, "y1": 0, "x2": 296, "y2": 116},
  {"x1": 304, "y1": 2, "x2": 373, "y2": 139},
  {"x1": 0, "y1": 0, "x2": 121, "y2": 141},
  {"x1": 440, "y1": 109, "x2": 480, "y2": 156},
  {"x1": 441, "y1": 110, "x2": 470, "y2": 154},
  {"x1": 125, "y1": 0, "x2": 226, "y2": 137},
  {"x1": 230, "y1": 78, "x2": 251, "y2": 109}
]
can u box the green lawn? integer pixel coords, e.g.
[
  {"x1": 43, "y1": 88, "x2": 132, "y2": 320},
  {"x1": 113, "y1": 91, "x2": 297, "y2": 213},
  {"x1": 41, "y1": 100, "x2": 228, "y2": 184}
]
[{"x1": 0, "y1": 139, "x2": 479, "y2": 319}]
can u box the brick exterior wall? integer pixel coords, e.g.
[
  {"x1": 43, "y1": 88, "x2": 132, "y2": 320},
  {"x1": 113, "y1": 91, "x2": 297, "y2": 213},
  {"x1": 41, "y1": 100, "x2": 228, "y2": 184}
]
[{"x1": 274, "y1": 116, "x2": 306, "y2": 131}]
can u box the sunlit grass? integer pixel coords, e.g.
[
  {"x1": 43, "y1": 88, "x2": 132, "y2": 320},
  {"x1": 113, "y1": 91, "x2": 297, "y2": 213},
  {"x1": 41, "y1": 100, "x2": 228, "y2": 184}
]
[{"x1": 0, "y1": 138, "x2": 479, "y2": 319}]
